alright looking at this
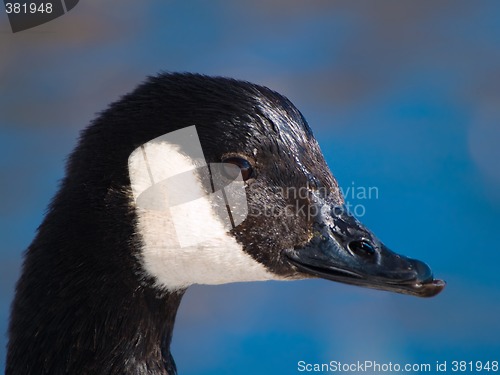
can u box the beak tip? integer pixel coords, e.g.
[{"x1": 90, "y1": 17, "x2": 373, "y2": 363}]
[
  {"x1": 409, "y1": 259, "x2": 445, "y2": 297},
  {"x1": 416, "y1": 278, "x2": 446, "y2": 298}
]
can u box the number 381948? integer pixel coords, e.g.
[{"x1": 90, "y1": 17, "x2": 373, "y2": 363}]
[{"x1": 5, "y1": 2, "x2": 53, "y2": 14}]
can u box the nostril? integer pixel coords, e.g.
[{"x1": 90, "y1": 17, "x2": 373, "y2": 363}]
[{"x1": 347, "y1": 240, "x2": 376, "y2": 259}]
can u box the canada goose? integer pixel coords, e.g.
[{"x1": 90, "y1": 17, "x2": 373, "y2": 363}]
[{"x1": 6, "y1": 73, "x2": 445, "y2": 375}]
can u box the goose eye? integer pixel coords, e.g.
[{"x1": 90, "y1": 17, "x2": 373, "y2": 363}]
[{"x1": 221, "y1": 157, "x2": 254, "y2": 181}]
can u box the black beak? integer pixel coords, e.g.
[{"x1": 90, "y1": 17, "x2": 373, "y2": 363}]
[{"x1": 284, "y1": 203, "x2": 445, "y2": 298}]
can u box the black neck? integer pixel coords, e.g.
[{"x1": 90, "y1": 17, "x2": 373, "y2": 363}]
[{"x1": 7, "y1": 181, "x2": 185, "y2": 375}]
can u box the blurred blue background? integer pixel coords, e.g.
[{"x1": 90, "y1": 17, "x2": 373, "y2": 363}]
[{"x1": 1, "y1": 1, "x2": 500, "y2": 373}]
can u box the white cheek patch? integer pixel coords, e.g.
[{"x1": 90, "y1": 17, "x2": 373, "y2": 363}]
[{"x1": 128, "y1": 126, "x2": 281, "y2": 290}]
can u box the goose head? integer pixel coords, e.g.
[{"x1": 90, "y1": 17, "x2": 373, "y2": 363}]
[{"x1": 122, "y1": 73, "x2": 444, "y2": 297}]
